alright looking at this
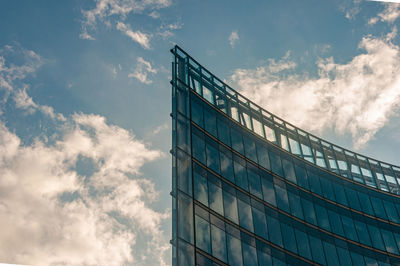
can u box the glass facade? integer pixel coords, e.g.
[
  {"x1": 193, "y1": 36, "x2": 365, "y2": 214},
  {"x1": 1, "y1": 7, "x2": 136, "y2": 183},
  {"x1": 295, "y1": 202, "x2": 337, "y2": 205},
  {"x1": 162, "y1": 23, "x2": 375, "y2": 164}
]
[{"x1": 171, "y1": 46, "x2": 400, "y2": 265}]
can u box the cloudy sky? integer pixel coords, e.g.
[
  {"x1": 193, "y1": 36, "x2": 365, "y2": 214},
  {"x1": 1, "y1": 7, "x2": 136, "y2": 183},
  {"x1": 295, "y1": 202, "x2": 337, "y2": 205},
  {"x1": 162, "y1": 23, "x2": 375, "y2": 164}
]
[{"x1": 0, "y1": 0, "x2": 400, "y2": 265}]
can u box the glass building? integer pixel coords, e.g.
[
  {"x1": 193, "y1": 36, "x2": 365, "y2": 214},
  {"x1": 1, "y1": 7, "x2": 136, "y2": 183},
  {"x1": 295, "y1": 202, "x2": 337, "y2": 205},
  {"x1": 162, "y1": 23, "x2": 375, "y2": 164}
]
[{"x1": 170, "y1": 45, "x2": 400, "y2": 266}]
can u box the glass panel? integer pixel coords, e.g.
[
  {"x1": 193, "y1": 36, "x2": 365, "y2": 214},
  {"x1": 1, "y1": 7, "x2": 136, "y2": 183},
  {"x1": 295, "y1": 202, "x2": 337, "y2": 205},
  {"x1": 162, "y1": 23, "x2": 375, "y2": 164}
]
[
  {"x1": 367, "y1": 224, "x2": 385, "y2": 251},
  {"x1": 288, "y1": 137, "x2": 301, "y2": 155},
  {"x1": 243, "y1": 135, "x2": 257, "y2": 162},
  {"x1": 267, "y1": 214, "x2": 283, "y2": 247},
  {"x1": 242, "y1": 241, "x2": 258, "y2": 266},
  {"x1": 234, "y1": 156, "x2": 248, "y2": 191},
  {"x1": 261, "y1": 175, "x2": 276, "y2": 206},
  {"x1": 252, "y1": 117, "x2": 264, "y2": 137},
  {"x1": 191, "y1": 95, "x2": 204, "y2": 127},
  {"x1": 211, "y1": 224, "x2": 228, "y2": 262},
  {"x1": 274, "y1": 179, "x2": 290, "y2": 213},
  {"x1": 281, "y1": 222, "x2": 297, "y2": 253},
  {"x1": 264, "y1": 124, "x2": 276, "y2": 143},
  {"x1": 280, "y1": 133, "x2": 290, "y2": 151},
  {"x1": 194, "y1": 166, "x2": 208, "y2": 206},
  {"x1": 192, "y1": 127, "x2": 206, "y2": 164},
  {"x1": 323, "y1": 241, "x2": 340, "y2": 266},
  {"x1": 195, "y1": 215, "x2": 211, "y2": 253},
  {"x1": 247, "y1": 167, "x2": 263, "y2": 199},
  {"x1": 341, "y1": 215, "x2": 359, "y2": 242},
  {"x1": 219, "y1": 146, "x2": 235, "y2": 183},
  {"x1": 270, "y1": 150, "x2": 284, "y2": 177},
  {"x1": 288, "y1": 190, "x2": 304, "y2": 219},
  {"x1": 178, "y1": 192, "x2": 194, "y2": 243},
  {"x1": 256, "y1": 144, "x2": 271, "y2": 170},
  {"x1": 295, "y1": 228, "x2": 312, "y2": 260},
  {"x1": 231, "y1": 127, "x2": 244, "y2": 154},
  {"x1": 204, "y1": 106, "x2": 217, "y2": 137},
  {"x1": 227, "y1": 234, "x2": 243, "y2": 266},
  {"x1": 206, "y1": 138, "x2": 220, "y2": 174},
  {"x1": 223, "y1": 189, "x2": 238, "y2": 224},
  {"x1": 178, "y1": 239, "x2": 194, "y2": 266},
  {"x1": 238, "y1": 198, "x2": 254, "y2": 232},
  {"x1": 282, "y1": 157, "x2": 297, "y2": 184},
  {"x1": 309, "y1": 234, "x2": 326, "y2": 265},
  {"x1": 217, "y1": 118, "x2": 230, "y2": 146},
  {"x1": 208, "y1": 181, "x2": 224, "y2": 216},
  {"x1": 302, "y1": 197, "x2": 317, "y2": 225},
  {"x1": 252, "y1": 207, "x2": 268, "y2": 240},
  {"x1": 203, "y1": 84, "x2": 214, "y2": 104}
]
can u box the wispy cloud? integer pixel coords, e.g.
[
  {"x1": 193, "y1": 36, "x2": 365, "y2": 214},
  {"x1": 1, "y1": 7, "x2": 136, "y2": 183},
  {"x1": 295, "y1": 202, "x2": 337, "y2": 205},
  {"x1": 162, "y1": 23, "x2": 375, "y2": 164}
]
[
  {"x1": 230, "y1": 35, "x2": 400, "y2": 149},
  {"x1": 116, "y1": 21, "x2": 151, "y2": 49},
  {"x1": 80, "y1": 0, "x2": 172, "y2": 44},
  {"x1": 368, "y1": 2, "x2": 400, "y2": 24},
  {"x1": 229, "y1": 30, "x2": 239, "y2": 48},
  {"x1": 368, "y1": 0, "x2": 400, "y2": 3},
  {"x1": 128, "y1": 57, "x2": 157, "y2": 84}
]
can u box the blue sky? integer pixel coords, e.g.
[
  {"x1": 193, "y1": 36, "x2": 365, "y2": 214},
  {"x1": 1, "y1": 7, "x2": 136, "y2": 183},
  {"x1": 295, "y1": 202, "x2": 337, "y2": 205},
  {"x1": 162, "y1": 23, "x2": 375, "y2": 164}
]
[{"x1": 0, "y1": 0, "x2": 400, "y2": 265}]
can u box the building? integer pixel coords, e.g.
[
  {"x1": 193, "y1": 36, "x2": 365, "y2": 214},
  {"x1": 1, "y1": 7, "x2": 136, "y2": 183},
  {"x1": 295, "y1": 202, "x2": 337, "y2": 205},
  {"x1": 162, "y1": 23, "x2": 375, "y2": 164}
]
[{"x1": 170, "y1": 45, "x2": 400, "y2": 266}]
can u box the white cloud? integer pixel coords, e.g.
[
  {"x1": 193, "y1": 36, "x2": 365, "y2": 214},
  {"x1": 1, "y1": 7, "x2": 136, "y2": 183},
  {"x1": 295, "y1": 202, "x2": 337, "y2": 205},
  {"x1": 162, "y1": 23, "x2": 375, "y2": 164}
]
[
  {"x1": 116, "y1": 21, "x2": 151, "y2": 49},
  {"x1": 128, "y1": 57, "x2": 157, "y2": 84},
  {"x1": 0, "y1": 44, "x2": 170, "y2": 266},
  {"x1": 369, "y1": 0, "x2": 400, "y2": 3},
  {"x1": 229, "y1": 31, "x2": 239, "y2": 48},
  {"x1": 80, "y1": 0, "x2": 172, "y2": 45},
  {"x1": 230, "y1": 35, "x2": 400, "y2": 149},
  {"x1": 368, "y1": 2, "x2": 400, "y2": 24},
  {"x1": 0, "y1": 113, "x2": 169, "y2": 266}
]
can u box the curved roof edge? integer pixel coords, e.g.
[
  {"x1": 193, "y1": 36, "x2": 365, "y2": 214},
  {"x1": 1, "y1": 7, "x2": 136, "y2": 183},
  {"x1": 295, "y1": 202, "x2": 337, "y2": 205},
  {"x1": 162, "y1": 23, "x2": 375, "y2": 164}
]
[{"x1": 171, "y1": 45, "x2": 400, "y2": 196}]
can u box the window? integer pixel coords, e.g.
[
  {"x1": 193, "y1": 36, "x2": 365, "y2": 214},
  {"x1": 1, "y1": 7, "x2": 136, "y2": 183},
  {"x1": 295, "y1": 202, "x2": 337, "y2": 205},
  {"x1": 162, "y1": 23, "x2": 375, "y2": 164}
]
[
  {"x1": 219, "y1": 146, "x2": 235, "y2": 183},
  {"x1": 204, "y1": 106, "x2": 217, "y2": 137},
  {"x1": 194, "y1": 165, "x2": 208, "y2": 206},
  {"x1": 195, "y1": 215, "x2": 211, "y2": 253},
  {"x1": 237, "y1": 196, "x2": 254, "y2": 232},
  {"x1": 261, "y1": 175, "x2": 276, "y2": 206},
  {"x1": 231, "y1": 127, "x2": 244, "y2": 154},
  {"x1": 227, "y1": 234, "x2": 243, "y2": 266},
  {"x1": 191, "y1": 95, "x2": 204, "y2": 128},
  {"x1": 208, "y1": 178, "x2": 224, "y2": 216},
  {"x1": 217, "y1": 118, "x2": 230, "y2": 146},
  {"x1": 256, "y1": 144, "x2": 271, "y2": 170},
  {"x1": 206, "y1": 137, "x2": 220, "y2": 174},
  {"x1": 243, "y1": 135, "x2": 258, "y2": 162},
  {"x1": 223, "y1": 188, "x2": 239, "y2": 224},
  {"x1": 247, "y1": 166, "x2": 263, "y2": 199},
  {"x1": 234, "y1": 156, "x2": 248, "y2": 191},
  {"x1": 211, "y1": 224, "x2": 228, "y2": 262}
]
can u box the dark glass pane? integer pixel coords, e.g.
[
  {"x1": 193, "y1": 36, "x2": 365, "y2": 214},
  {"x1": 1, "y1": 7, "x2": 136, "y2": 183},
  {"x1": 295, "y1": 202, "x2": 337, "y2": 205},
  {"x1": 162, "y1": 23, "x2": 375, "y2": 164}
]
[
  {"x1": 295, "y1": 229, "x2": 312, "y2": 260},
  {"x1": 288, "y1": 190, "x2": 304, "y2": 219},
  {"x1": 238, "y1": 198, "x2": 254, "y2": 232},
  {"x1": 354, "y1": 220, "x2": 371, "y2": 246},
  {"x1": 223, "y1": 189, "x2": 239, "y2": 224},
  {"x1": 256, "y1": 144, "x2": 271, "y2": 170},
  {"x1": 242, "y1": 241, "x2": 258, "y2": 266},
  {"x1": 367, "y1": 224, "x2": 385, "y2": 251},
  {"x1": 345, "y1": 187, "x2": 361, "y2": 211},
  {"x1": 336, "y1": 247, "x2": 352, "y2": 266},
  {"x1": 381, "y1": 229, "x2": 399, "y2": 254},
  {"x1": 261, "y1": 175, "x2": 276, "y2": 206},
  {"x1": 341, "y1": 215, "x2": 359, "y2": 242},
  {"x1": 308, "y1": 170, "x2": 322, "y2": 195},
  {"x1": 219, "y1": 146, "x2": 235, "y2": 183},
  {"x1": 178, "y1": 192, "x2": 194, "y2": 244},
  {"x1": 252, "y1": 207, "x2": 268, "y2": 240},
  {"x1": 320, "y1": 177, "x2": 335, "y2": 201},
  {"x1": 350, "y1": 251, "x2": 365, "y2": 266},
  {"x1": 332, "y1": 182, "x2": 348, "y2": 206},
  {"x1": 270, "y1": 150, "x2": 284, "y2": 177},
  {"x1": 328, "y1": 208, "x2": 344, "y2": 236},
  {"x1": 315, "y1": 203, "x2": 331, "y2": 231},
  {"x1": 267, "y1": 215, "x2": 283, "y2": 247},
  {"x1": 234, "y1": 156, "x2": 248, "y2": 191},
  {"x1": 274, "y1": 179, "x2": 290, "y2": 213},
  {"x1": 177, "y1": 149, "x2": 192, "y2": 196},
  {"x1": 178, "y1": 239, "x2": 194, "y2": 266},
  {"x1": 195, "y1": 215, "x2": 211, "y2": 253},
  {"x1": 309, "y1": 234, "x2": 326, "y2": 265},
  {"x1": 323, "y1": 241, "x2": 339, "y2": 266},
  {"x1": 383, "y1": 200, "x2": 400, "y2": 223},
  {"x1": 192, "y1": 128, "x2": 206, "y2": 164},
  {"x1": 358, "y1": 192, "x2": 374, "y2": 216},
  {"x1": 243, "y1": 135, "x2": 257, "y2": 162},
  {"x1": 211, "y1": 224, "x2": 228, "y2": 262},
  {"x1": 294, "y1": 163, "x2": 309, "y2": 190},
  {"x1": 231, "y1": 127, "x2": 244, "y2": 154},
  {"x1": 257, "y1": 249, "x2": 272, "y2": 265},
  {"x1": 371, "y1": 196, "x2": 388, "y2": 220},
  {"x1": 227, "y1": 234, "x2": 243, "y2": 266},
  {"x1": 191, "y1": 96, "x2": 204, "y2": 128},
  {"x1": 194, "y1": 167, "x2": 208, "y2": 206},
  {"x1": 208, "y1": 181, "x2": 224, "y2": 216},
  {"x1": 204, "y1": 106, "x2": 217, "y2": 137},
  {"x1": 206, "y1": 138, "x2": 220, "y2": 174},
  {"x1": 281, "y1": 222, "x2": 297, "y2": 253},
  {"x1": 301, "y1": 198, "x2": 317, "y2": 225},
  {"x1": 248, "y1": 166, "x2": 263, "y2": 199},
  {"x1": 282, "y1": 158, "x2": 297, "y2": 183},
  {"x1": 217, "y1": 118, "x2": 230, "y2": 146}
]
